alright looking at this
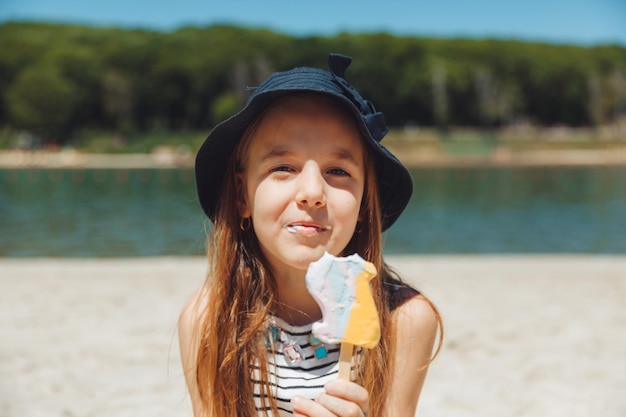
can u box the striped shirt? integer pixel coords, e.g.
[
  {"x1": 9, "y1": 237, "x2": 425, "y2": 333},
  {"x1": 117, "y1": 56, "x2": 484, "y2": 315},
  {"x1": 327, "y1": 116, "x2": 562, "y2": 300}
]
[
  {"x1": 253, "y1": 316, "x2": 347, "y2": 416},
  {"x1": 250, "y1": 277, "x2": 416, "y2": 415}
]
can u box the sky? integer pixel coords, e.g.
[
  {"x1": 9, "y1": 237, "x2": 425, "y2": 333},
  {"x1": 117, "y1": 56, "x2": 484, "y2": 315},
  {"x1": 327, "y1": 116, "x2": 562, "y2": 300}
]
[{"x1": 1, "y1": 0, "x2": 625, "y2": 46}]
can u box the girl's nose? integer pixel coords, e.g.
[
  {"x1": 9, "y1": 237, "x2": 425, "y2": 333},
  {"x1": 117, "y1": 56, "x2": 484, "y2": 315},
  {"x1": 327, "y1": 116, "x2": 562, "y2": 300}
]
[{"x1": 295, "y1": 163, "x2": 326, "y2": 208}]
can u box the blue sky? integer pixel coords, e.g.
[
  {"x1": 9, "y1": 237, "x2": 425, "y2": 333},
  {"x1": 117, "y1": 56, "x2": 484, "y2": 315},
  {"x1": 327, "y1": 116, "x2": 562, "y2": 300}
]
[{"x1": 1, "y1": 0, "x2": 625, "y2": 46}]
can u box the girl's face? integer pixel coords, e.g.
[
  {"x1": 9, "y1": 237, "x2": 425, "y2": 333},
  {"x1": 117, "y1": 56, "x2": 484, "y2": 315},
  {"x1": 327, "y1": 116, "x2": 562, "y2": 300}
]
[{"x1": 238, "y1": 97, "x2": 365, "y2": 276}]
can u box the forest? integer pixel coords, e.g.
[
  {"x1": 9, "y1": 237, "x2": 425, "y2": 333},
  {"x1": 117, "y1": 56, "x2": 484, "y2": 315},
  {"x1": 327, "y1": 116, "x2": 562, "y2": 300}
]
[{"x1": 1, "y1": 22, "x2": 625, "y2": 145}]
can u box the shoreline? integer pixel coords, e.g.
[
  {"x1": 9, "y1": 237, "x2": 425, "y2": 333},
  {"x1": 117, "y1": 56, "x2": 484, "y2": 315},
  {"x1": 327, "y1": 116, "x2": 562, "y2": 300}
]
[
  {"x1": 1, "y1": 255, "x2": 625, "y2": 417},
  {"x1": 1, "y1": 147, "x2": 626, "y2": 169}
]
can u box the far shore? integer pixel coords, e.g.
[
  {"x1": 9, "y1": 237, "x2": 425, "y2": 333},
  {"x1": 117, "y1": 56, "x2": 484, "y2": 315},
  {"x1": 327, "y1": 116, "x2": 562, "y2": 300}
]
[{"x1": 1, "y1": 146, "x2": 626, "y2": 169}]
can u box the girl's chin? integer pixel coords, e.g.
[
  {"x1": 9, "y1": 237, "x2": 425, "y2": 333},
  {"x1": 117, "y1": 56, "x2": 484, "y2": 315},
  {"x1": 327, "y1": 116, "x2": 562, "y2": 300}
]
[
  {"x1": 288, "y1": 249, "x2": 332, "y2": 267},
  {"x1": 261, "y1": 242, "x2": 349, "y2": 273},
  {"x1": 295, "y1": 247, "x2": 347, "y2": 266}
]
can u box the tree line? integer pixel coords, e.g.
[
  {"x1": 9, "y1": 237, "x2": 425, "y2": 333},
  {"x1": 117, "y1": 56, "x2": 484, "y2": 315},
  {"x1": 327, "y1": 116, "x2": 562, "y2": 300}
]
[{"x1": 1, "y1": 22, "x2": 625, "y2": 144}]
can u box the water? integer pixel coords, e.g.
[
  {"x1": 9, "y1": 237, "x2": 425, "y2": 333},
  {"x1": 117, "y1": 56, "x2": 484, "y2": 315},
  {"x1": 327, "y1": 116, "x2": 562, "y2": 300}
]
[
  {"x1": 1, "y1": 169, "x2": 206, "y2": 257},
  {"x1": 1, "y1": 167, "x2": 625, "y2": 257},
  {"x1": 390, "y1": 167, "x2": 626, "y2": 254}
]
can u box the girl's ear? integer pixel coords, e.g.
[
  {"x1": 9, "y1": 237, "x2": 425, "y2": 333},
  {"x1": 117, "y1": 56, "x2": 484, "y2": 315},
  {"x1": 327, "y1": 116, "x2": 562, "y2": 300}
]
[{"x1": 235, "y1": 173, "x2": 251, "y2": 218}]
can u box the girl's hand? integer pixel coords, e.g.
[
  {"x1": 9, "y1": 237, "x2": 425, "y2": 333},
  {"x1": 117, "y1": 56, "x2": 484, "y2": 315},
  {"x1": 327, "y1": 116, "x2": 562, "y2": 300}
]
[{"x1": 292, "y1": 380, "x2": 369, "y2": 417}]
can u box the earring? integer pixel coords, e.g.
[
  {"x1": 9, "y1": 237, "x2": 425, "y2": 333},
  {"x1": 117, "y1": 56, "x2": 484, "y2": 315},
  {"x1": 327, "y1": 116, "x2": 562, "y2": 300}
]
[{"x1": 240, "y1": 217, "x2": 251, "y2": 231}]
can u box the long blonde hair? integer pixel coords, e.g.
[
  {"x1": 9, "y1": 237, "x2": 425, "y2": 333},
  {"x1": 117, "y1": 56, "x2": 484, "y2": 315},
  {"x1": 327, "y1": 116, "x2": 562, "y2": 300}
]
[{"x1": 193, "y1": 94, "x2": 442, "y2": 416}]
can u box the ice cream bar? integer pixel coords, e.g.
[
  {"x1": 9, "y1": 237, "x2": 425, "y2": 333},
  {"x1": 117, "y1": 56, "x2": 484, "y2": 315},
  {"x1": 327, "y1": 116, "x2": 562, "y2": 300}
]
[{"x1": 305, "y1": 252, "x2": 380, "y2": 349}]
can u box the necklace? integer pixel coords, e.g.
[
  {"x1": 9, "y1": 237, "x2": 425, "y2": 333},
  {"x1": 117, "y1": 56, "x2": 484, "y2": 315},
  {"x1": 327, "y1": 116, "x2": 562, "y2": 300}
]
[{"x1": 264, "y1": 319, "x2": 329, "y2": 366}]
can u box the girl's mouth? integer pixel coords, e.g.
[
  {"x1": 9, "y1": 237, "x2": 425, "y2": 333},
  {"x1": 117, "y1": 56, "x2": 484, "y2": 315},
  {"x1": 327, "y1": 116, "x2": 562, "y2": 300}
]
[{"x1": 284, "y1": 222, "x2": 332, "y2": 236}]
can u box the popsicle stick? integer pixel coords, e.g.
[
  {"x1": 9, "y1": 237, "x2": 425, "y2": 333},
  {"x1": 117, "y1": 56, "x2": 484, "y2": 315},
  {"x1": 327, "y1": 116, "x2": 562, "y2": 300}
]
[{"x1": 338, "y1": 342, "x2": 354, "y2": 380}]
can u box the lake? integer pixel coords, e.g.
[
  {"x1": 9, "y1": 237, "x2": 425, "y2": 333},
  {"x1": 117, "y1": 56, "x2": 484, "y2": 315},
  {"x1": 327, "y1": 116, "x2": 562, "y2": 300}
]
[{"x1": 1, "y1": 166, "x2": 625, "y2": 257}]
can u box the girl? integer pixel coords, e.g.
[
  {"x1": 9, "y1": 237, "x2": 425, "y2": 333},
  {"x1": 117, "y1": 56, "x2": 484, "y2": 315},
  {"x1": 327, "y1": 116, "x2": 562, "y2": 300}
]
[{"x1": 179, "y1": 54, "x2": 442, "y2": 417}]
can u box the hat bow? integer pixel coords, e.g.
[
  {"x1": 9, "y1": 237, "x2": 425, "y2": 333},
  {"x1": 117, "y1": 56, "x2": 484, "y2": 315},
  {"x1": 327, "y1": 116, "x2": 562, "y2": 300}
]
[{"x1": 328, "y1": 54, "x2": 388, "y2": 143}]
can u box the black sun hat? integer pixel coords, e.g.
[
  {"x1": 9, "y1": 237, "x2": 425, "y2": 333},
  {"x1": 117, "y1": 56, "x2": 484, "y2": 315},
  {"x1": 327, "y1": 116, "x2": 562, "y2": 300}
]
[{"x1": 195, "y1": 53, "x2": 413, "y2": 231}]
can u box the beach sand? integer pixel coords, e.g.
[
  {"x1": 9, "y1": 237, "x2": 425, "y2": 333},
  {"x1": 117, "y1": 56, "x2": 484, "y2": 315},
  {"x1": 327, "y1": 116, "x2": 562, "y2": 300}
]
[{"x1": 1, "y1": 256, "x2": 625, "y2": 417}]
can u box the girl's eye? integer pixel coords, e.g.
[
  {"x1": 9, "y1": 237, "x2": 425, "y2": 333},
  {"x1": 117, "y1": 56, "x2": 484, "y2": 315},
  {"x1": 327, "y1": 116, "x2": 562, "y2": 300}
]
[
  {"x1": 327, "y1": 167, "x2": 349, "y2": 176},
  {"x1": 270, "y1": 165, "x2": 293, "y2": 173}
]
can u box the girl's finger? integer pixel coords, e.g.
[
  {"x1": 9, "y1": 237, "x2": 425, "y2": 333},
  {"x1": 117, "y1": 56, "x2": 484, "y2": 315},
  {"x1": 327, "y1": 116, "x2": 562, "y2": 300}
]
[
  {"x1": 312, "y1": 380, "x2": 369, "y2": 417},
  {"x1": 291, "y1": 395, "x2": 334, "y2": 417},
  {"x1": 323, "y1": 380, "x2": 369, "y2": 413}
]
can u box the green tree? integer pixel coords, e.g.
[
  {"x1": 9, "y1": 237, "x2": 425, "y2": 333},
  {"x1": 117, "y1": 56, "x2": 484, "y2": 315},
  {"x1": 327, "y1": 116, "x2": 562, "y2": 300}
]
[{"x1": 6, "y1": 64, "x2": 80, "y2": 142}]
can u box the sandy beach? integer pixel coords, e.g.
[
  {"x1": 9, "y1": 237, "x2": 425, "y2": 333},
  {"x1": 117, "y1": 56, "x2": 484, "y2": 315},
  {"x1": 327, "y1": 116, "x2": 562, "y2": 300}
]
[{"x1": 1, "y1": 256, "x2": 625, "y2": 417}]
